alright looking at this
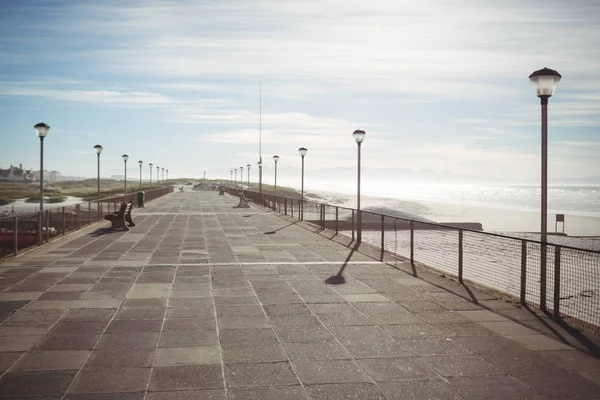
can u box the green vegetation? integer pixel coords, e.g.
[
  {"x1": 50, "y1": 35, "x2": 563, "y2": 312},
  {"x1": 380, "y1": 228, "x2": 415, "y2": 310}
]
[
  {"x1": 25, "y1": 195, "x2": 67, "y2": 204},
  {"x1": 0, "y1": 179, "x2": 177, "y2": 205}
]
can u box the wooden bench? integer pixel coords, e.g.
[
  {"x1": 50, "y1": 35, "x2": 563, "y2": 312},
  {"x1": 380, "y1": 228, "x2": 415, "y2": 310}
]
[{"x1": 104, "y1": 202, "x2": 135, "y2": 231}]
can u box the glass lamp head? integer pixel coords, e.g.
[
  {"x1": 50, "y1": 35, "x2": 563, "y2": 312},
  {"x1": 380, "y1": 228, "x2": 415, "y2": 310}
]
[
  {"x1": 298, "y1": 147, "x2": 307, "y2": 157},
  {"x1": 94, "y1": 144, "x2": 103, "y2": 154},
  {"x1": 34, "y1": 122, "x2": 50, "y2": 138},
  {"x1": 122, "y1": 154, "x2": 129, "y2": 162},
  {"x1": 529, "y1": 67, "x2": 562, "y2": 97},
  {"x1": 353, "y1": 129, "x2": 366, "y2": 143}
]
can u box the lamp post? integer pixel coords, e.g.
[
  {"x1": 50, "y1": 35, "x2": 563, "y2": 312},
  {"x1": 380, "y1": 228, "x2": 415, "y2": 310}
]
[
  {"x1": 156, "y1": 166, "x2": 160, "y2": 185},
  {"x1": 162, "y1": 168, "x2": 164, "y2": 182},
  {"x1": 94, "y1": 145, "x2": 103, "y2": 199},
  {"x1": 257, "y1": 161, "x2": 262, "y2": 194},
  {"x1": 149, "y1": 163, "x2": 153, "y2": 187},
  {"x1": 166, "y1": 169, "x2": 169, "y2": 181},
  {"x1": 240, "y1": 167, "x2": 244, "y2": 189},
  {"x1": 122, "y1": 155, "x2": 129, "y2": 194},
  {"x1": 247, "y1": 164, "x2": 251, "y2": 188},
  {"x1": 34, "y1": 123, "x2": 50, "y2": 211},
  {"x1": 273, "y1": 155, "x2": 279, "y2": 193},
  {"x1": 529, "y1": 67, "x2": 561, "y2": 312},
  {"x1": 138, "y1": 161, "x2": 143, "y2": 189},
  {"x1": 353, "y1": 130, "x2": 366, "y2": 243},
  {"x1": 298, "y1": 147, "x2": 307, "y2": 221},
  {"x1": 234, "y1": 168, "x2": 237, "y2": 187},
  {"x1": 230, "y1": 170, "x2": 233, "y2": 186}
]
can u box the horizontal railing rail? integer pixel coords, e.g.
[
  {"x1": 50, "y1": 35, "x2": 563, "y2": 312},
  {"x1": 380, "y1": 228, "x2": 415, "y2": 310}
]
[
  {"x1": 0, "y1": 186, "x2": 173, "y2": 261},
  {"x1": 226, "y1": 187, "x2": 600, "y2": 334}
]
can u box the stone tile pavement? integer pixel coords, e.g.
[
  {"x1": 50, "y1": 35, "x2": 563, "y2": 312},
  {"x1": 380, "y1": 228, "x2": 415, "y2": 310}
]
[{"x1": 0, "y1": 190, "x2": 599, "y2": 399}]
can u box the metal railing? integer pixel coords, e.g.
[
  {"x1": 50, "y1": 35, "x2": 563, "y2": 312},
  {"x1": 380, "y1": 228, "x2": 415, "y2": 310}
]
[
  {"x1": 0, "y1": 186, "x2": 173, "y2": 261},
  {"x1": 228, "y1": 187, "x2": 600, "y2": 334}
]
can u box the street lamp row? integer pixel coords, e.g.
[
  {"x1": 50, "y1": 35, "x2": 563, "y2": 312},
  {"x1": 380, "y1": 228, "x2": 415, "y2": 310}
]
[{"x1": 92, "y1": 145, "x2": 169, "y2": 199}]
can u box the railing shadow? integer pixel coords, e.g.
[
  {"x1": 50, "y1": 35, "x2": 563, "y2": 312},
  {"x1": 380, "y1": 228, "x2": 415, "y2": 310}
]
[{"x1": 264, "y1": 222, "x2": 298, "y2": 235}]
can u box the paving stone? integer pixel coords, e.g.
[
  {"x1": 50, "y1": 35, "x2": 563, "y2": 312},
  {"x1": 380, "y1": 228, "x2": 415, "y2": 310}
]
[
  {"x1": 218, "y1": 316, "x2": 270, "y2": 329},
  {"x1": 283, "y1": 338, "x2": 351, "y2": 361},
  {"x1": 329, "y1": 326, "x2": 410, "y2": 358},
  {"x1": 0, "y1": 352, "x2": 22, "y2": 371},
  {"x1": 69, "y1": 368, "x2": 151, "y2": 394},
  {"x1": 219, "y1": 328, "x2": 277, "y2": 344},
  {"x1": 145, "y1": 390, "x2": 226, "y2": 400},
  {"x1": 505, "y1": 333, "x2": 574, "y2": 351},
  {"x1": 105, "y1": 319, "x2": 163, "y2": 333},
  {"x1": 154, "y1": 346, "x2": 221, "y2": 366},
  {"x1": 448, "y1": 375, "x2": 549, "y2": 400},
  {"x1": 114, "y1": 307, "x2": 166, "y2": 319},
  {"x1": 49, "y1": 320, "x2": 109, "y2": 335},
  {"x1": 305, "y1": 383, "x2": 386, "y2": 400},
  {"x1": 62, "y1": 309, "x2": 116, "y2": 321},
  {"x1": 85, "y1": 349, "x2": 155, "y2": 368},
  {"x1": 149, "y1": 365, "x2": 224, "y2": 391},
  {"x1": 163, "y1": 318, "x2": 216, "y2": 331},
  {"x1": 222, "y1": 340, "x2": 288, "y2": 363},
  {"x1": 96, "y1": 333, "x2": 160, "y2": 349},
  {"x1": 227, "y1": 386, "x2": 308, "y2": 400},
  {"x1": 0, "y1": 370, "x2": 76, "y2": 398},
  {"x1": 421, "y1": 354, "x2": 504, "y2": 377},
  {"x1": 378, "y1": 379, "x2": 464, "y2": 400},
  {"x1": 33, "y1": 334, "x2": 100, "y2": 351},
  {"x1": 340, "y1": 294, "x2": 391, "y2": 303},
  {"x1": 0, "y1": 335, "x2": 42, "y2": 351},
  {"x1": 166, "y1": 306, "x2": 215, "y2": 319},
  {"x1": 66, "y1": 393, "x2": 145, "y2": 400},
  {"x1": 159, "y1": 330, "x2": 219, "y2": 347},
  {"x1": 357, "y1": 357, "x2": 437, "y2": 381},
  {"x1": 515, "y1": 372, "x2": 600, "y2": 399},
  {"x1": 268, "y1": 314, "x2": 323, "y2": 329},
  {"x1": 224, "y1": 362, "x2": 298, "y2": 388},
  {"x1": 291, "y1": 360, "x2": 371, "y2": 385},
  {"x1": 12, "y1": 350, "x2": 90, "y2": 371}
]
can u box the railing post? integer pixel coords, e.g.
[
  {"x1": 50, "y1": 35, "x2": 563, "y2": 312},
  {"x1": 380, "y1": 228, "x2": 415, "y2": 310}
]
[
  {"x1": 37, "y1": 211, "x2": 42, "y2": 246},
  {"x1": 88, "y1": 202, "x2": 91, "y2": 225},
  {"x1": 335, "y1": 207, "x2": 339, "y2": 235},
  {"x1": 76, "y1": 204, "x2": 81, "y2": 229},
  {"x1": 381, "y1": 215, "x2": 385, "y2": 253},
  {"x1": 62, "y1": 207, "x2": 66, "y2": 236},
  {"x1": 410, "y1": 220, "x2": 414, "y2": 265},
  {"x1": 291, "y1": 199, "x2": 294, "y2": 218},
  {"x1": 45, "y1": 210, "x2": 50, "y2": 243},
  {"x1": 458, "y1": 229, "x2": 463, "y2": 283},
  {"x1": 284, "y1": 198, "x2": 287, "y2": 215},
  {"x1": 554, "y1": 246, "x2": 561, "y2": 319},
  {"x1": 541, "y1": 242, "x2": 547, "y2": 312},
  {"x1": 351, "y1": 210, "x2": 355, "y2": 242},
  {"x1": 520, "y1": 240, "x2": 527, "y2": 305},
  {"x1": 13, "y1": 216, "x2": 18, "y2": 256}
]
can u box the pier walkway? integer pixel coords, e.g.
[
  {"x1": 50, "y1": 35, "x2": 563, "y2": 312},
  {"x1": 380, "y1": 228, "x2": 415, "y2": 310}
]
[{"x1": 0, "y1": 191, "x2": 599, "y2": 399}]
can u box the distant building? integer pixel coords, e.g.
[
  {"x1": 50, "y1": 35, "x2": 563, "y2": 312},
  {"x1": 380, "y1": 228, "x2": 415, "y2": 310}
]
[
  {"x1": 0, "y1": 164, "x2": 36, "y2": 182},
  {"x1": 49, "y1": 170, "x2": 61, "y2": 182},
  {"x1": 33, "y1": 170, "x2": 50, "y2": 181}
]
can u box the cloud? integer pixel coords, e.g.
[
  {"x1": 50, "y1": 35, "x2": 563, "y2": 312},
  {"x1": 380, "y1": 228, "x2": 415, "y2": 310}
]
[{"x1": 0, "y1": 87, "x2": 181, "y2": 106}]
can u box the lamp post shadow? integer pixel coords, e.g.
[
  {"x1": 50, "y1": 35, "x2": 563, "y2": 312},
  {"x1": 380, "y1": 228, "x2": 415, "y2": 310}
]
[{"x1": 325, "y1": 241, "x2": 361, "y2": 285}]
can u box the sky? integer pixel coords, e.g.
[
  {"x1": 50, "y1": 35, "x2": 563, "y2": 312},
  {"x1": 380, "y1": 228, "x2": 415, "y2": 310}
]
[{"x1": 1, "y1": 0, "x2": 599, "y2": 192}]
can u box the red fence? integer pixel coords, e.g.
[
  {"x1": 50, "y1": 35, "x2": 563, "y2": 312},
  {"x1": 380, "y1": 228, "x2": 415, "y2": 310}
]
[{"x1": 0, "y1": 186, "x2": 173, "y2": 261}]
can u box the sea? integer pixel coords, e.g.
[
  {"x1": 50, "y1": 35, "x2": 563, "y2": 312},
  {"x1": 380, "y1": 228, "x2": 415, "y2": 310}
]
[{"x1": 303, "y1": 183, "x2": 600, "y2": 237}]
